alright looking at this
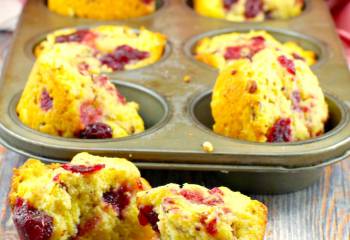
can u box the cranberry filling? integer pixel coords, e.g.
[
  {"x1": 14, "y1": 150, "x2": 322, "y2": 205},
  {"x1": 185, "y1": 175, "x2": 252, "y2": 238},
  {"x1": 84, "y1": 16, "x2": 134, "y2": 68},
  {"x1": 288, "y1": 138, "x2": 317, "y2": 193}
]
[
  {"x1": 55, "y1": 29, "x2": 95, "y2": 44},
  {"x1": 200, "y1": 216, "x2": 218, "y2": 236},
  {"x1": 138, "y1": 205, "x2": 159, "y2": 232},
  {"x1": 103, "y1": 185, "x2": 132, "y2": 220},
  {"x1": 78, "y1": 122, "x2": 113, "y2": 139},
  {"x1": 278, "y1": 56, "x2": 296, "y2": 75},
  {"x1": 13, "y1": 198, "x2": 53, "y2": 240},
  {"x1": 62, "y1": 163, "x2": 105, "y2": 174},
  {"x1": 267, "y1": 118, "x2": 292, "y2": 142},
  {"x1": 223, "y1": 0, "x2": 238, "y2": 10},
  {"x1": 40, "y1": 89, "x2": 53, "y2": 112},
  {"x1": 79, "y1": 102, "x2": 102, "y2": 126},
  {"x1": 100, "y1": 45, "x2": 149, "y2": 71},
  {"x1": 244, "y1": 0, "x2": 262, "y2": 18}
]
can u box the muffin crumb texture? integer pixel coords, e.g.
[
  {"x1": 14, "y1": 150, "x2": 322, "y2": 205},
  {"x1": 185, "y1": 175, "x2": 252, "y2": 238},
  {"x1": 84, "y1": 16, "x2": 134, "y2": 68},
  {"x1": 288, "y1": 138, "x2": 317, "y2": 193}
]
[
  {"x1": 9, "y1": 152, "x2": 156, "y2": 240},
  {"x1": 137, "y1": 183, "x2": 268, "y2": 239}
]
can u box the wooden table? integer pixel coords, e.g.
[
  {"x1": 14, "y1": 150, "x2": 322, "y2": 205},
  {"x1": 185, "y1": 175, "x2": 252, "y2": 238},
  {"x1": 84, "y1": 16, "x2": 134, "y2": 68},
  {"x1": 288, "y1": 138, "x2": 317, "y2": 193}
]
[{"x1": 0, "y1": 31, "x2": 349, "y2": 240}]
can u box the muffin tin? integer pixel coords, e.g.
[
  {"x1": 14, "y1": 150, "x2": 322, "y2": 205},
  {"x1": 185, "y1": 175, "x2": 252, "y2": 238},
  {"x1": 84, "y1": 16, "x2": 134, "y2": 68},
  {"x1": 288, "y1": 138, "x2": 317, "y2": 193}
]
[{"x1": 0, "y1": 0, "x2": 350, "y2": 193}]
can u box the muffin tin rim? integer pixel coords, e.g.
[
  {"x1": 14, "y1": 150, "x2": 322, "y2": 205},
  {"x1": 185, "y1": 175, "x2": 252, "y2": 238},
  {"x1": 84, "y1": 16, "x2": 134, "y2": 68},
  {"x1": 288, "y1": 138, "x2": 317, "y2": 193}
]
[
  {"x1": 8, "y1": 80, "x2": 173, "y2": 143},
  {"x1": 189, "y1": 89, "x2": 349, "y2": 146},
  {"x1": 183, "y1": 26, "x2": 329, "y2": 71}
]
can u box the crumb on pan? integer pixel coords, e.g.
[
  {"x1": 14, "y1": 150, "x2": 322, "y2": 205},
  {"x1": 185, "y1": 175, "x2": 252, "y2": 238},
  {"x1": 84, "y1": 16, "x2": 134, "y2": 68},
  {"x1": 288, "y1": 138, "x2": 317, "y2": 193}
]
[{"x1": 202, "y1": 141, "x2": 214, "y2": 153}]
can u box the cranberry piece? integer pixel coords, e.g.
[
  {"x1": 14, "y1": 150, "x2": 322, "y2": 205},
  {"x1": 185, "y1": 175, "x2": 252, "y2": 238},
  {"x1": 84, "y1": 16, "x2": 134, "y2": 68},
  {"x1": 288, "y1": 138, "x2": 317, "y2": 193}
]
[
  {"x1": 136, "y1": 179, "x2": 144, "y2": 190},
  {"x1": 200, "y1": 216, "x2": 218, "y2": 236},
  {"x1": 224, "y1": 46, "x2": 243, "y2": 60},
  {"x1": 142, "y1": 0, "x2": 154, "y2": 4},
  {"x1": 93, "y1": 75, "x2": 109, "y2": 86},
  {"x1": 73, "y1": 216, "x2": 99, "y2": 239},
  {"x1": 40, "y1": 89, "x2": 53, "y2": 112},
  {"x1": 180, "y1": 189, "x2": 223, "y2": 206},
  {"x1": 13, "y1": 198, "x2": 53, "y2": 240},
  {"x1": 100, "y1": 45, "x2": 149, "y2": 71},
  {"x1": 223, "y1": 0, "x2": 238, "y2": 10},
  {"x1": 250, "y1": 36, "x2": 265, "y2": 53},
  {"x1": 291, "y1": 91, "x2": 301, "y2": 111},
  {"x1": 278, "y1": 56, "x2": 296, "y2": 75},
  {"x1": 115, "y1": 89, "x2": 127, "y2": 104},
  {"x1": 248, "y1": 80, "x2": 258, "y2": 94},
  {"x1": 79, "y1": 102, "x2": 102, "y2": 126},
  {"x1": 55, "y1": 29, "x2": 94, "y2": 43},
  {"x1": 180, "y1": 189, "x2": 205, "y2": 203},
  {"x1": 78, "y1": 122, "x2": 113, "y2": 139},
  {"x1": 138, "y1": 205, "x2": 159, "y2": 232},
  {"x1": 103, "y1": 185, "x2": 132, "y2": 219},
  {"x1": 62, "y1": 163, "x2": 105, "y2": 174},
  {"x1": 208, "y1": 187, "x2": 224, "y2": 196},
  {"x1": 267, "y1": 118, "x2": 292, "y2": 142},
  {"x1": 244, "y1": 0, "x2": 262, "y2": 18},
  {"x1": 78, "y1": 62, "x2": 90, "y2": 76}
]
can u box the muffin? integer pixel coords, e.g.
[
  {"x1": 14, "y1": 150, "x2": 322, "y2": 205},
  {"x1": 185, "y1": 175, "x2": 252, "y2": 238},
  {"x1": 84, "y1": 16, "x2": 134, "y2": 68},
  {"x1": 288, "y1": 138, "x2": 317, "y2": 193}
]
[
  {"x1": 35, "y1": 25, "x2": 167, "y2": 72},
  {"x1": 211, "y1": 48, "x2": 328, "y2": 142},
  {"x1": 9, "y1": 152, "x2": 156, "y2": 240},
  {"x1": 137, "y1": 183, "x2": 267, "y2": 239},
  {"x1": 17, "y1": 43, "x2": 144, "y2": 139},
  {"x1": 193, "y1": 0, "x2": 304, "y2": 21},
  {"x1": 194, "y1": 30, "x2": 317, "y2": 70},
  {"x1": 48, "y1": 0, "x2": 156, "y2": 20}
]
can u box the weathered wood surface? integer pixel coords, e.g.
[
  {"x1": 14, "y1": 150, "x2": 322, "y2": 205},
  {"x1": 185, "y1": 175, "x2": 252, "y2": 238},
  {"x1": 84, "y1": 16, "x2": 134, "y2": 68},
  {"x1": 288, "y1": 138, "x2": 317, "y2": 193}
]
[{"x1": 0, "y1": 150, "x2": 349, "y2": 240}]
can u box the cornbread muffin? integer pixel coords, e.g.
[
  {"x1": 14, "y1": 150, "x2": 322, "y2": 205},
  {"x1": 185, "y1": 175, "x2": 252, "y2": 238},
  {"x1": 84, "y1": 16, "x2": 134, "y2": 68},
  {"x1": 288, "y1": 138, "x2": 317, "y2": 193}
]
[
  {"x1": 17, "y1": 43, "x2": 144, "y2": 139},
  {"x1": 48, "y1": 0, "x2": 156, "y2": 19},
  {"x1": 9, "y1": 152, "x2": 156, "y2": 240},
  {"x1": 194, "y1": 0, "x2": 304, "y2": 21},
  {"x1": 211, "y1": 48, "x2": 328, "y2": 142},
  {"x1": 194, "y1": 30, "x2": 317, "y2": 70},
  {"x1": 35, "y1": 25, "x2": 167, "y2": 72},
  {"x1": 137, "y1": 183, "x2": 267, "y2": 239}
]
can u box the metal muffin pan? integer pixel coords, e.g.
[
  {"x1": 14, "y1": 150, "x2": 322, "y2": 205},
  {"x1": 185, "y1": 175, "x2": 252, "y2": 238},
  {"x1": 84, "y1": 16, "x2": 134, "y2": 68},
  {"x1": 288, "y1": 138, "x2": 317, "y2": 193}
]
[{"x1": 0, "y1": 0, "x2": 349, "y2": 193}]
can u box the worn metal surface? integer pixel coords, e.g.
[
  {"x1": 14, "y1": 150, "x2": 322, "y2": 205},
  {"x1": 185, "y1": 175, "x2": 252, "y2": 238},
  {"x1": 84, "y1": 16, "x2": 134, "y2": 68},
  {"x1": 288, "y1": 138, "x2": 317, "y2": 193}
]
[{"x1": 0, "y1": 0, "x2": 349, "y2": 192}]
